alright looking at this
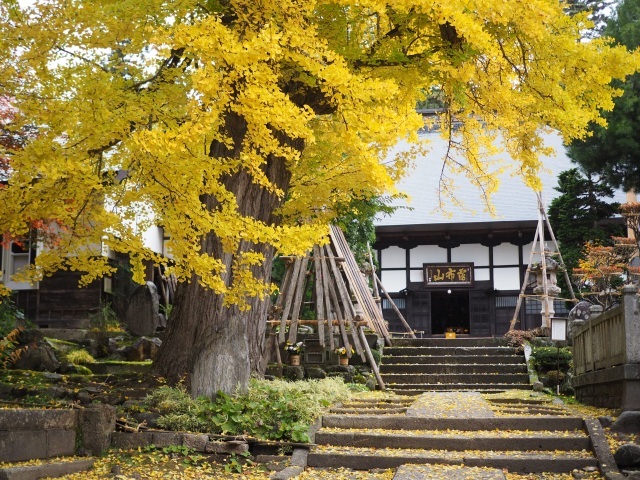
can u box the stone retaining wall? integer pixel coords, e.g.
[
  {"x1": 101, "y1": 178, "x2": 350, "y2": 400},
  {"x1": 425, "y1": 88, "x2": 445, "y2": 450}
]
[
  {"x1": 0, "y1": 409, "x2": 77, "y2": 462},
  {"x1": 0, "y1": 406, "x2": 247, "y2": 463},
  {"x1": 573, "y1": 364, "x2": 640, "y2": 410},
  {"x1": 0, "y1": 404, "x2": 116, "y2": 463}
]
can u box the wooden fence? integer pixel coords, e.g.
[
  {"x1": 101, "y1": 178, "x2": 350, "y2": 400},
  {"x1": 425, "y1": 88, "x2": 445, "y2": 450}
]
[
  {"x1": 572, "y1": 284, "x2": 640, "y2": 410},
  {"x1": 573, "y1": 304, "x2": 626, "y2": 375}
]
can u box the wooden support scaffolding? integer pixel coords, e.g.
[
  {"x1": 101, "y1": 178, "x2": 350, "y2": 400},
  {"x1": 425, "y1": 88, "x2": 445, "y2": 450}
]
[
  {"x1": 509, "y1": 192, "x2": 577, "y2": 330},
  {"x1": 270, "y1": 225, "x2": 391, "y2": 387}
]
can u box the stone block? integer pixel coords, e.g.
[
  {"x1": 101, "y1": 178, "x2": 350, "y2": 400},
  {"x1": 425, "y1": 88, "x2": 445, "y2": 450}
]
[
  {"x1": 283, "y1": 366, "x2": 304, "y2": 381},
  {"x1": 304, "y1": 366, "x2": 326, "y2": 379},
  {"x1": 78, "y1": 404, "x2": 116, "y2": 455},
  {"x1": 182, "y1": 433, "x2": 209, "y2": 452},
  {"x1": 11, "y1": 344, "x2": 60, "y2": 372},
  {"x1": 0, "y1": 409, "x2": 76, "y2": 431},
  {"x1": 290, "y1": 448, "x2": 308, "y2": 467},
  {"x1": 125, "y1": 282, "x2": 160, "y2": 336},
  {"x1": 46, "y1": 429, "x2": 76, "y2": 457},
  {"x1": 270, "y1": 465, "x2": 304, "y2": 480},
  {"x1": 151, "y1": 432, "x2": 183, "y2": 448},
  {"x1": 614, "y1": 443, "x2": 640, "y2": 468},
  {"x1": 599, "y1": 416, "x2": 614, "y2": 428},
  {"x1": 394, "y1": 464, "x2": 506, "y2": 480},
  {"x1": 0, "y1": 459, "x2": 95, "y2": 480},
  {"x1": 205, "y1": 441, "x2": 249, "y2": 454},
  {"x1": 0, "y1": 430, "x2": 47, "y2": 462},
  {"x1": 612, "y1": 411, "x2": 640, "y2": 434},
  {"x1": 110, "y1": 432, "x2": 153, "y2": 449}
]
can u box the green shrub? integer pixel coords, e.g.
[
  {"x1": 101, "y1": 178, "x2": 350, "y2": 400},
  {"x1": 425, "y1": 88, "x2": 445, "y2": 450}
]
[
  {"x1": 545, "y1": 370, "x2": 566, "y2": 384},
  {"x1": 370, "y1": 348, "x2": 382, "y2": 365},
  {"x1": 89, "y1": 302, "x2": 122, "y2": 331},
  {"x1": 0, "y1": 297, "x2": 25, "y2": 337},
  {"x1": 66, "y1": 349, "x2": 96, "y2": 365},
  {"x1": 74, "y1": 365, "x2": 93, "y2": 375},
  {"x1": 142, "y1": 378, "x2": 352, "y2": 442},
  {"x1": 530, "y1": 346, "x2": 572, "y2": 373},
  {"x1": 144, "y1": 384, "x2": 199, "y2": 412}
]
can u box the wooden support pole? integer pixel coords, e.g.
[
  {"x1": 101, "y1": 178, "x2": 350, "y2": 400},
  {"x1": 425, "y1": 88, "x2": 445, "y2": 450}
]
[
  {"x1": 374, "y1": 272, "x2": 415, "y2": 340},
  {"x1": 287, "y1": 255, "x2": 311, "y2": 345},
  {"x1": 319, "y1": 245, "x2": 336, "y2": 352},
  {"x1": 359, "y1": 326, "x2": 385, "y2": 391},
  {"x1": 367, "y1": 243, "x2": 382, "y2": 314},
  {"x1": 509, "y1": 226, "x2": 540, "y2": 331},
  {"x1": 324, "y1": 244, "x2": 362, "y2": 359},
  {"x1": 273, "y1": 334, "x2": 282, "y2": 368},
  {"x1": 313, "y1": 245, "x2": 326, "y2": 347},
  {"x1": 279, "y1": 258, "x2": 302, "y2": 344}
]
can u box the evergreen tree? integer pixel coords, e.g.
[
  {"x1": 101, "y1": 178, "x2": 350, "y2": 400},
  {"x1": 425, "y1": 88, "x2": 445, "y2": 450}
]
[
  {"x1": 568, "y1": 0, "x2": 640, "y2": 191},
  {"x1": 548, "y1": 168, "x2": 623, "y2": 293}
]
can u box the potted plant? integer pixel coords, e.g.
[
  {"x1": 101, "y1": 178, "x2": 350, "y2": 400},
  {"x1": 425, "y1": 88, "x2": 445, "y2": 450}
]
[
  {"x1": 285, "y1": 341, "x2": 304, "y2": 365},
  {"x1": 335, "y1": 346, "x2": 354, "y2": 365}
]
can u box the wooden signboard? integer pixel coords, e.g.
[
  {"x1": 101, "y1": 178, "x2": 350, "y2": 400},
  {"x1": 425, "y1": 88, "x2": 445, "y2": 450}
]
[{"x1": 424, "y1": 263, "x2": 474, "y2": 287}]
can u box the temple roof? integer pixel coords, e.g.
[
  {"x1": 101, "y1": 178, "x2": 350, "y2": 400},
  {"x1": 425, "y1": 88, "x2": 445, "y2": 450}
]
[{"x1": 375, "y1": 130, "x2": 628, "y2": 228}]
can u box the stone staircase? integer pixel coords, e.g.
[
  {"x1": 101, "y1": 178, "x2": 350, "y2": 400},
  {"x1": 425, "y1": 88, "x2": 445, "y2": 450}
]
[
  {"x1": 307, "y1": 393, "x2": 601, "y2": 475},
  {"x1": 380, "y1": 337, "x2": 530, "y2": 394}
]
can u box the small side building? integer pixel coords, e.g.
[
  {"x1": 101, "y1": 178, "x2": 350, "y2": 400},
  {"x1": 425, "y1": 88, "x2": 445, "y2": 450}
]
[{"x1": 1, "y1": 226, "x2": 167, "y2": 328}]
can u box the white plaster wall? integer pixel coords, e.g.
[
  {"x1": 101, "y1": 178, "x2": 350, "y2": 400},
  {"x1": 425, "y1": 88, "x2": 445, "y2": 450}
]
[
  {"x1": 142, "y1": 226, "x2": 164, "y2": 255},
  {"x1": 474, "y1": 268, "x2": 491, "y2": 282},
  {"x1": 380, "y1": 246, "x2": 406, "y2": 268},
  {"x1": 451, "y1": 243, "x2": 489, "y2": 266},
  {"x1": 409, "y1": 269, "x2": 425, "y2": 283},
  {"x1": 409, "y1": 245, "x2": 447, "y2": 267},
  {"x1": 379, "y1": 270, "x2": 407, "y2": 292},
  {"x1": 494, "y1": 243, "x2": 519, "y2": 266},
  {"x1": 521, "y1": 241, "x2": 536, "y2": 262},
  {"x1": 493, "y1": 267, "x2": 521, "y2": 290}
]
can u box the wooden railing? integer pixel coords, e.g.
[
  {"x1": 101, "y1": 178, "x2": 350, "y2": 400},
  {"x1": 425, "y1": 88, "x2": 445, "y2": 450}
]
[{"x1": 573, "y1": 285, "x2": 640, "y2": 376}]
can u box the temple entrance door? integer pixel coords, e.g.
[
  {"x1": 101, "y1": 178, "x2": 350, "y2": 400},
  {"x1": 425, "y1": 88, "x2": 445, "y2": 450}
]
[{"x1": 431, "y1": 291, "x2": 470, "y2": 335}]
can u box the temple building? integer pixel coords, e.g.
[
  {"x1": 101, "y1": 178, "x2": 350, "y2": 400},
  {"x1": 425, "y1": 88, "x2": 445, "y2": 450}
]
[{"x1": 374, "y1": 113, "x2": 627, "y2": 337}]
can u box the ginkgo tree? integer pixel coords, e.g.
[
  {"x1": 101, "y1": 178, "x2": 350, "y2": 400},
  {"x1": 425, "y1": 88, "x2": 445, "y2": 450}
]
[{"x1": 0, "y1": 0, "x2": 638, "y2": 397}]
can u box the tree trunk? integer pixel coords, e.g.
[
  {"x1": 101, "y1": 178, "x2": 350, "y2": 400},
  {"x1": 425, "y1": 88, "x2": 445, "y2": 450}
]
[
  {"x1": 155, "y1": 260, "x2": 274, "y2": 397},
  {"x1": 155, "y1": 111, "x2": 300, "y2": 397}
]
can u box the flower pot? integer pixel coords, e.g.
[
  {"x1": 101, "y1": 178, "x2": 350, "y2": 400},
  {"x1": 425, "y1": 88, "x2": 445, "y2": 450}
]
[
  {"x1": 445, "y1": 331, "x2": 456, "y2": 339},
  {"x1": 339, "y1": 356, "x2": 349, "y2": 366},
  {"x1": 289, "y1": 354, "x2": 300, "y2": 366}
]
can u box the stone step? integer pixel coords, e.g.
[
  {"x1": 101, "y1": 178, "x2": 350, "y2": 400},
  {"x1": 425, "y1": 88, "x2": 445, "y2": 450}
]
[
  {"x1": 0, "y1": 458, "x2": 96, "y2": 480},
  {"x1": 340, "y1": 398, "x2": 414, "y2": 405},
  {"x1": 392, "y1": 338, "x2": 508, "y2": 347},
  {"x1": 384, "y1": 346, "x2": 517, "y2": 356},
  {"x1": 379, "y1": 364, "x2": 527, "y2": 374},
  {"x1": 329, "y1": 407, "x2": 407, "y2": 415},
  {"x1": 381, "y1": 373, "x2": 530, "y2": 385},
  {"x1": 321, "y1": 414, "x2": 586, "y2": 431},
  {"x1": 339, "y1": 401, "x2": 412, "y2": 409},
  {"x1": 381, "y1": 355, "x2": 525, "y2": 365},
  {"x1": 307, "y1": 447, "x2": 597, "y2": 473},
  {"x1": 486, "y1": 398, "x2": 548, "y2": 405},
  {"x1": 388, "y1": 384, "x2": 530, "y2": 394},
  {"x1": 491, "y1": 406, "x2": 571, "y2": 416},
  {"x1": 314, "y1": 429, "x2": 591, "y2": 451}
]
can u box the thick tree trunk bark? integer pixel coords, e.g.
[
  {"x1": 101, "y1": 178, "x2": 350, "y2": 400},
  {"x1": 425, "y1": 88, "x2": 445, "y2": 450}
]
[
  {"x1": 155, "y1": 258, "x2": 274, "y2": 396},
  {"x1": 155, "y1": 111, "x2": 300, "y2": 397}
]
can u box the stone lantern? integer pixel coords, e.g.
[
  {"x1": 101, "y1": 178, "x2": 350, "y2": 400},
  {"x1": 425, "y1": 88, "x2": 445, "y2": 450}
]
[{"x1": 531, "y1": 246, "x2": 562, "y2": 326}]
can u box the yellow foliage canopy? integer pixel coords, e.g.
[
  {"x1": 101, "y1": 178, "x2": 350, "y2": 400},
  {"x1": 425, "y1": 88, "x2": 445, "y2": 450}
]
[{"x1": 0, "y1": 0, "x2": 637, "y2": 301}]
